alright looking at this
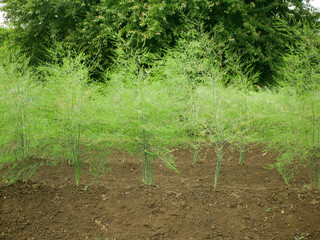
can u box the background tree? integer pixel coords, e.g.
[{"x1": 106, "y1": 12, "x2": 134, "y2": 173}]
[
  {"x1": 184, "y1": 0, "x2": 320, "y2": 85},
  {"x1": 0, "y1": 27, "x2": 10, "y2": 46},
  {"x1": 1, "y1": 0, "x2": 90, "y2": 65},
  {"x1": 1, "y1": 0, "x2": 319, "y2": 84}
]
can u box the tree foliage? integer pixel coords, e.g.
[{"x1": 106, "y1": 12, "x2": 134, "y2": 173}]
[
  {"x1": 0, "y1": 27, "x2": 10, "y2": 46},
  {"x1": 1, "y1": 0, "x2": 319, "y2": 84},
  {"x1": 186, "y1": 0, "x2": 320, "y2": 84}
]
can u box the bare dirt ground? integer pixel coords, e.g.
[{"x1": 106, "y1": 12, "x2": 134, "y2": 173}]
[{"x1": 1, "y1": 144, "x2": 320, "y2": 240}]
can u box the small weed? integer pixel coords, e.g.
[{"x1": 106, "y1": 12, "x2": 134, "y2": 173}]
[
  {"x1": 295, "y1": 233, "x2": 304, "y2": 240},
  {"x1": 1, "y1": 232, "x2": 12, "y2": 238}
]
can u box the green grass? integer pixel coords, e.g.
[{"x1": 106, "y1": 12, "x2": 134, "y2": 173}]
[{"x1": 0, "y1": 24, "x2": 319, "y2": 188}]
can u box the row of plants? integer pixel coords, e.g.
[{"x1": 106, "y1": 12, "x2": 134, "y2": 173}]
[{"x1": 0, "y1": 23, "x2": 319, "y2": 188}]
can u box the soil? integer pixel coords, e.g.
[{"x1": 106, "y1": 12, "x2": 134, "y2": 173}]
[{"x1": 1, "y1": 144, "x2": 320, "y2": 240}]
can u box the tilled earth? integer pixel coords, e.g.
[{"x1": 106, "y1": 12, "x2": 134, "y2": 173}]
[{"x1": 1, "y1": 145, "x2": 320, "y2": 239}]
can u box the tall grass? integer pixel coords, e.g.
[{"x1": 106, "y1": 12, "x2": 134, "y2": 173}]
[
  {"x1": 200, "y1": 27, "x2": 231, "y2": 188},
  {"x1": 0, "y1": 50, "x2": 45, "y2": 183},
  {"x1": 268, "y1": 21, "x2": 320, "y2": 187},
  {"x1": 39, "y1": 48, "x2": 99, "y2": 186},
  {"x1": 224, "y1": 52, "x2": 259, "y2": 165},
  {"x1": 107, "y1": 44, "x2": 179, "y2": 185},
  {"x1": 0, "y1": 22, "x2": 319, "y2": 189}
]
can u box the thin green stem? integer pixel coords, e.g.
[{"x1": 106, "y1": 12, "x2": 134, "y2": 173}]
[{"x1": 214, "y1": 142, "x2": 223, "y2": 188}]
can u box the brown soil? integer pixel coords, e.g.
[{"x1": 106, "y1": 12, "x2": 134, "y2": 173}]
[{"x1": 1, "y1": 145, "x2": 320, "y2": 240}]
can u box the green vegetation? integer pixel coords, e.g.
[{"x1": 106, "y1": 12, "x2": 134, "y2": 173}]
[
  {"x1": 0, "y1": 2, "x2": 319, "y2": 188},
  {"x1": 267, "y1": 20, "x2": 320, "y2": 187},
  {"x1": 1, "y1": 0, "x2": 319, "y2": 84},
  {"x1": 107, "y1": 45, "x2": 179, "y2": 185},
  {"x1": 39, "y1": 48, "x2": 96, "y2": 186},
  {"x1": 0, "y1": 50, "x2": 43, "y2": 184},
  {"x1": 295, "y1": 233, "x2": 304, "y2": 240}
]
